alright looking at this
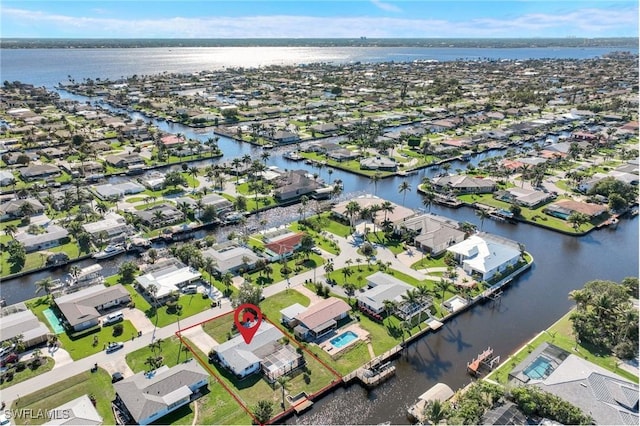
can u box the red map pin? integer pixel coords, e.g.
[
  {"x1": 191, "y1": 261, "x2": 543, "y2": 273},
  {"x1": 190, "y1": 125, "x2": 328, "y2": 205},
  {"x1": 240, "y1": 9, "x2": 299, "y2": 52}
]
[{"x1": 233, "y1": 303, "x2": 263, "y2": 344}]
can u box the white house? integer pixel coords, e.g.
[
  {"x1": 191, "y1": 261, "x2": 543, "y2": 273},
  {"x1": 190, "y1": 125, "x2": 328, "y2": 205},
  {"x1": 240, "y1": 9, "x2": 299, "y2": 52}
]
[
  {"x1": 446, "y1": 233, "x2": 521, "y2": 281},
  {"x1": 136, "y1": 260, "x2": 202, "y2": 299},
  {"x1": 44, "y1": 395, "x2": 103, "y2": 426},
  {"x1": 114, "y1": 361, "x2": 209, "y2": 426}
]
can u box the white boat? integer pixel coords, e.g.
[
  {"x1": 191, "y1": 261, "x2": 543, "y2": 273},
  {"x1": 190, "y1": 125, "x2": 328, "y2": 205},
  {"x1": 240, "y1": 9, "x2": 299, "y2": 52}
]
[{"x1": 92, "y1": 244, "x2": 126, "y2": 259}]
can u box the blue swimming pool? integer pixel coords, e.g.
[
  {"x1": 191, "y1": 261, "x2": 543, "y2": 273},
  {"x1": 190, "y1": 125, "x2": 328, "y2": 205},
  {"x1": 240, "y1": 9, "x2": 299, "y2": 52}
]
[
  {"x1": 523, "y1": 356, "x2": 552, "y2": 380},
  {"x1": 43, "y1": 308, "x2": 65, "y2": 334},
  {"x1": 330, "y1": 331, "x2": 358, "y2": 349}
]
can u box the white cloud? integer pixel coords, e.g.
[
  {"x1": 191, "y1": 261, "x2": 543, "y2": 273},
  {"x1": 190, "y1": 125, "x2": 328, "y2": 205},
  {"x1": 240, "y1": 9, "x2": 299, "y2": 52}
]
[
  {"x1": 1, "y1": 6, "x2": 637, "y2": 38},
  {"x1": 370, "y1": 0, "x2": 402, "y2": 13}
]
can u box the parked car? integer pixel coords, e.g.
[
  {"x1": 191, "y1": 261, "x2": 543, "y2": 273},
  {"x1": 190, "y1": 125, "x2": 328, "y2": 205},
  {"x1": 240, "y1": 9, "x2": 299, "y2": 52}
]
[
  {"x1": 103, "y1": 311, "x2": 124, "y2": 326},
  {"x1": 182, "y1": 284, "x2": 198, "y2": 294},
  {"x1": 106, "y1": 342, "x2": 124, "y2": 353},
  {"x1": 111, "y1": 372, "x2": 124, "y2": 383},
  {"x1": 0, "y1": 352, "x2": 18, "y2": 367},
  {"x1": 311, "y1": 247, "x2": 322, "y2": 255}
]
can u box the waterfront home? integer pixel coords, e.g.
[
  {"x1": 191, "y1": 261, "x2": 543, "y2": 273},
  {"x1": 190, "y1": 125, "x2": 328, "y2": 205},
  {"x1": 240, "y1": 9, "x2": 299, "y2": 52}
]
[
  {"x1": 93, "y1": 181, "x2": 145, "y2": 201},
  {"x1": 264, "y1": 232, "x2": 305, "y2": 261},
  {"x1": 270, "y1": 129, "x2": 300, "y2": 144},
  {"x1": 577, "y1": 171, "x2": 639, "y2": 193},
  {"x1": 43, "y1": 394, "x2": 103, "y2": 426},
  {"x1": 135, "y1": 258, "x2": 202, "y2": 300},
  {"x1": 114, "y1": 361, "x2": 209, "y2": 426},
  {"x1": 39, "y1": 147, "x2": 66, "y2": 160},
  {"x1": 446, "y1": 233, "x2": 521, "y2": 282},
  {"x1": 193, "y1": 193, "x2": 234, "y2": 216},
  {"x1": 431, "y1": 175, "x2": 496, "y2": 194},
  {"x1": 544, "y1": 199, "x2": 607, "y2": 220},
  {"x1": 397, "y1": 213, "x2": 465, "y2": 256},
  {"x1": 15, "y1": 224, "x2": 69, "y2": 252},
  {"x1": 215, "y1": 322, "x2": 304, "y2": 381},
  {"x1": 0, "y1": 197, "x2": 45, "y2": 219},
  {"x1": 360, "y1": 156, "x2": 398, "y2": 172},
  {"x1": 19, "y1": 164, "x2": 61, "y2": 181},
  {"x1": 496, "y1": 187, "x2": 554, "y2": 208},
  {"x1": 82, "y1": 212, "x2": 132, "y2": 241},
  {"x1": 356, "y1": 272, "x2": 414, "y2": 318},
  {"x1": 273, "y1": 170, "x2": 323, "y2": 202},
  {"x1": 509, "y1": 343, "x2": 638, "y2": 426},
  {"x1": 139, "y1": 173, "x2": 165, "y2": 191},
  {"x1": 134, "y1": 203, "x2": 184, "y2": 228},
  {"x1": 3, "y1": 151, "x2": 39, "y2": 165},
  {"x1": 201, "y1": 243, "x2": 262, "y2": 275},
  {"x1": 55, "y1": 284, "x2": 131, "y2": 332},
  {"x1": 290, "y1": 297, "x2": 351, "y2": 341},
  {"x1": 104, "y1": 153, "x2": 145, "y2": 168},
  {"x1": 0, "y1": 304, "x2": 50, "y2": 348}
]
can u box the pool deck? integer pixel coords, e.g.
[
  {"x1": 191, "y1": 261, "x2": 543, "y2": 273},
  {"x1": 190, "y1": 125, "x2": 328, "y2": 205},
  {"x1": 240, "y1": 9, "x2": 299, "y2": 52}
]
[
  {"x1": 319, "y1": 323, "x2": 370, "y2": 357},
  {"x1": 43, "y1": 308, "x2": 65, "y2": 334}
]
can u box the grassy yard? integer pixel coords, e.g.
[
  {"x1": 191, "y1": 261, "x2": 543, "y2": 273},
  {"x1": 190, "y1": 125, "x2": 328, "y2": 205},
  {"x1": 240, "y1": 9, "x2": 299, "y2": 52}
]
[
  {"x1": 457, "y1": 193, "x2": 597, "y2": 233},
  {"x1": 327, "y1": 265, "x2": 426, "y2": 289},
  {"x1": 260, "y1": 289, "x2": 310, "y2": 322},
  {"x1": 410, "y1": 252, "x2": 448, "y2": 270},
  {"x1": 246, "y1": 254, "x2": 324, "y2": 287},
  {"x1": 126, "y1": 336, "x2": 194, "y2": 373},
  {"x1": 202, "y1": 312, "x2": 236, "y2": 343},
  {"x1": 11, "y1": 369, "x2": 116, "y2": 425},
  {"x1": 58, "y1": 320, "x2": 138, "y2": 360},
  {"x1": 487, "y1": 310, "x2": 638, "y2": 385},
  {"x1": 0, "y1": 357, "x2": 55, "y2": 390}
]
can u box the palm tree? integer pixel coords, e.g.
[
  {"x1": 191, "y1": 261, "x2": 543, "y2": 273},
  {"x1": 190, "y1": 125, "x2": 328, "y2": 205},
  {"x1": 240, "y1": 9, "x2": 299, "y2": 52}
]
[
  {"x1": 370, "y1": 172, "x2": 382, "y2": 195},
  {"x1": 398, "y1": 181, "x2": 412, "y2": 206},
  {"x1": 383, "y1": 299, "x2": 396, "y2": 326},
  {"x1": 380, "y1": 201, "x2": 394, "y2": 223},
  {"x1": 422, "y1": 190, "x2": 436, "y2": 213},
  {"x1": 4, "y1": 224, "x2": 17, "y2": 239},
  {"x1": 568, "y1": 289, "x2": 590, "y2": 311},
  {"x1": 341, "y1": 267, "x2": 353, "y2": 285},
  {"x1": 276, "y1": 375, "x2": 289, "y2": 410},
  {"x1": 231, "y1": 158, "x2": 242, "y2": 184},
  {"x1": 95, "y1": 202, "x2": 108, "y2": 215},
  {"x1": 567, "y1": 212, "x2": 589, "y2": 232},
  {"x1": 475, "y1": 209, "x2": 489, "y2": 231},
  {"x1": 203, "y1": 257, "x2": 217, "y2": 288},
  {"x1": 221, "y1": 272, "x2": 233, "y2": 296},
  {"x1": 35, "y1": 277, "x2": 54, "y2": 300},
  {"x1": 188, "y1": 166, "x2": 199, "y2": 190},
  {"x1": 345, "y1": 201, "x2": 361, "y2": 230},
  {"x1": 423, "y1": 399, "x2": 447, "y2": 425},
  {"x1": 436, "y1": 279, "x2": 453, "y2": 301}
]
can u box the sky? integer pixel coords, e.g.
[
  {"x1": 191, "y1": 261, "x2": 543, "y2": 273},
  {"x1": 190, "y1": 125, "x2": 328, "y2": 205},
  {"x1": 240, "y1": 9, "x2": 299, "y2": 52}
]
[{"x1": 1, "y1": 1, "x2": 637, "y2": 39}]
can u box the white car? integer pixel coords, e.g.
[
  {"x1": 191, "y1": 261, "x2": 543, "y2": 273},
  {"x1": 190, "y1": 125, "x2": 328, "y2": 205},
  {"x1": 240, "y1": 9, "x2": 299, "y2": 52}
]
[{"x1": 0, "y1": 414, "x2": 10, "y2": 426}]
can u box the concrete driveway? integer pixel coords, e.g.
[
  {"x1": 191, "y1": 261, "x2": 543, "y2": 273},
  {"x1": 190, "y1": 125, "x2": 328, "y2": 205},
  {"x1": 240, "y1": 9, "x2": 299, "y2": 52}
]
[{"x1": 124, "y1": 307, "x2": 156, "y2": 334}]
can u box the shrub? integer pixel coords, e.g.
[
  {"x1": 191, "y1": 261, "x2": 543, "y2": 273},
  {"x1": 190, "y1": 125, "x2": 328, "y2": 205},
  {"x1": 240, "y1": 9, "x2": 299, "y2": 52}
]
[
  {"x1": 112, "y1": 323, "x2": 124, "y2": 336},
  {"x1": 15, "y1": 361, "x2": 26, "y2": 372}
]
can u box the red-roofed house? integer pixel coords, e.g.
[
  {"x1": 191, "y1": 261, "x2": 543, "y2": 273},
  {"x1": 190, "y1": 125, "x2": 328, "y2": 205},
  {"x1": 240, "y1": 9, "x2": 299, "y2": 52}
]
[
  {"x1": 265, "y1": 232, "x2": 305, "y2": 261},
  {"x1": 160, "y1": 134, "x2": 186, "y2": 147},
  {"x1": 571, "y1": 131, "x2": 598, "y2": 141}
]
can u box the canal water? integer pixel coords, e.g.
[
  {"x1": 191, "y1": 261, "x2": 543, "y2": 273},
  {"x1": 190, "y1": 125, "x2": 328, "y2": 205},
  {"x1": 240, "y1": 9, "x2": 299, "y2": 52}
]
[{"x1": 1, "y1": 76, "x2": 638, "y2": 424}]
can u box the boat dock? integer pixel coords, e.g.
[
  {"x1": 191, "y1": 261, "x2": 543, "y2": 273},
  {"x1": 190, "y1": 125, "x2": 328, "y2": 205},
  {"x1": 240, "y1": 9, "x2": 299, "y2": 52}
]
[{"x1": 467, "y1": 346, "x2": 501, "y2": 376}]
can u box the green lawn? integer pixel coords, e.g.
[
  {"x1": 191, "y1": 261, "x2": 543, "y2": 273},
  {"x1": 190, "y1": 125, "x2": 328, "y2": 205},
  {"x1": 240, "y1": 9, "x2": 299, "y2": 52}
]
[
  {"x1": 58, "y1": 320, "x2": 138, "y2": 360},
  {"x1": 126, "y1": 336, "x2": 194, "y2": 373},
  {"x1": 0, "y1": 356, "x2": 55, "y2": 390},
  {"x1": 1, "y1": 240, "x2": 83, "y2": 278},
  {"x1": 457, "y1": 193, "x2": 597, "y2": 233},
  {"x1": 365, "y1": 232, "x2": 406, "y2": 254},
  {"x1": 246, "y1": 255, "x2": 324, "y2": 287},
  {"x1": 487, "y1": 310, "x2": 638, "y2": 385},
  {"x1": 260, "y1": 289, "x2": 310, "y2": 322},
  {"x1": 11, "y1": 369, "x2": 116, "y2": 425},
  {"x1": 327, "y1": 265, "x2": 425, "y2": 289},
  {"x1": 202, "y1": 312, "x2": 236, "y2": 343},
  {"x1": 410, "y1": 253, "x2": 448, "y2": 270}
]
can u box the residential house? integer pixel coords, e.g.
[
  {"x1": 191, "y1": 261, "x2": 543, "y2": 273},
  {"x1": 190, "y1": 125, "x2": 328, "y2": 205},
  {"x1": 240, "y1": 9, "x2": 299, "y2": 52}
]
[
  {"x1": 509, "y1": 343, "x2": 638, "y2": 426},
  {"x1": 19, "y1": 164, "x2": 61, "y2": 181},
  {"x1": 264, "y1": 232, "x2": 305, "y2": 261},
  {"x1": 15, "y1": 224, "x2": 69, "y2": 252},
  {"x1": 39, "y1": 147, "x2": 66, "y2": 160},
  {"x1": 136, "y1": 259, "x2": 202, "y2": 299},
  {"x1": 0, "y1": 198, "x2": 45, "y2": 219},
  {"x1": 159, "y1": 134, "x2": 186, "y2": 148},
  {"x1": 201, "y1": 243, "x2": 262, "y2": 276},
  {"x1": 578, "y1": 171, "x2": 639, "y2": 193},
  {"x1": 55, "y1": 284, "x2": 131, "y2": 332},
  {"x1": 215, "y1": 322, "x2": 304, "y2": 381},
  {"x1": 196, "y1": 194, "x2": 234, "y2": 216},
  {"x1": 0, "y1": 305, "x2": 50, "y2": 348},
  {"x1": 360, "y1": 156, "x2": 398, "y2": 171},
  {"x1": 273, "y1": 170, "x2": 323, "y2": 202},
  {"x1": 44, "y1": 395, "x2": 103, "y2": 426},
  {"x1": 270, "y1": 130, "x2": 300, "y2": 144},
  {"x1": 431, "y1": 175, "x2": 496, "y2": 194},
  {"x1": 446, "y1": 232, "x2": 521, "y2": 282},
  {"x1": 496, "y1": 187, "x2": 554, "y2": 208},
  {"x1": 104, "y1": 153, "x2": 144, "y2": 168},
  {"x1": 93, "y1": 181, "x2": 145, "y2": 200},
  {"x1": 332, "y1": 195, "x2": 415, "y2": 226},
  {"x1": 0, "y1": 170, "x2": 15, "y2": 186},
  {"x1": 291, "y1": 297, "x2": 351, "y2": 341},
  {"x1": 356, "y1": 272, "x2": 414, "y2": 319},
  {"x1": 280, "y1": 303, "x2": 307, "y2": 327},
  {"x1": 398, "y1": 213, "x2": 465, "y2": 255},
  {"x1": 114, "y1": 361, "x2": 209, "y2": 426},
  {"x1": 82, "y1": 212, "x2": 132, "y2": 241},
  {"x1": 134, "y1": 203, "x2": 184, "y2": 228},
  {"x1": 544, "y1": 199, "x2": 607, "y2": 220}
]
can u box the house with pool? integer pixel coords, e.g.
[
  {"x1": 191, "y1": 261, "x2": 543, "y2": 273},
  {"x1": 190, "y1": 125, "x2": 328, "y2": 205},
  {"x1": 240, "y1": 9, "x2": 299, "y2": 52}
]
[
  {"x1": 281, "y1": 297, "x2": 351, "y2": 342},
  {"x1": 214, "y1": 322, "x2": 304, "y2": 382},
  {"x1": 54, "y1": 284, "x2": 131, "y2": 332}
]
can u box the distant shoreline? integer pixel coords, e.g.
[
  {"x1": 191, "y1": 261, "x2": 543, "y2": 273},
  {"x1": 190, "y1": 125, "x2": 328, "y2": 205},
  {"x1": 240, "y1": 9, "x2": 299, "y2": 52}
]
[{"x1": 1, "y1": 37, "x2": 638, "y2": 49}]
